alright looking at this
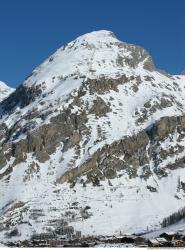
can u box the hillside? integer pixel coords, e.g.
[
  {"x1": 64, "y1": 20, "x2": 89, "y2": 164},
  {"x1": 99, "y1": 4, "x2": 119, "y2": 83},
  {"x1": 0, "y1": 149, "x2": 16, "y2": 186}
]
[{"x1": 0, "y1": 30, "x2": 185, "y2": 243}]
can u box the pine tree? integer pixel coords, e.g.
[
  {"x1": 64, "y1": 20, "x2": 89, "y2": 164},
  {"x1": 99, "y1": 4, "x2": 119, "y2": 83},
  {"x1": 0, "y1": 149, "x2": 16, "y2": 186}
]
[{"x1": 177, "y1": 176, "x2": 181, "y2": 192}]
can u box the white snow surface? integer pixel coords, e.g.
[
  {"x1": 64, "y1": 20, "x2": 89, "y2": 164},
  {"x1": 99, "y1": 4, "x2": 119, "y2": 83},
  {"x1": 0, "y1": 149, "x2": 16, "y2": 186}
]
[
  {"x1": 23, "y1": 30, "x2": 134, "y2": 88},
  {"x1": 0, "y1": 81, "x2": 14, "y2": 102},
  {"x1": 0, "y1": 30, "x2": 185, "y2": 242}
]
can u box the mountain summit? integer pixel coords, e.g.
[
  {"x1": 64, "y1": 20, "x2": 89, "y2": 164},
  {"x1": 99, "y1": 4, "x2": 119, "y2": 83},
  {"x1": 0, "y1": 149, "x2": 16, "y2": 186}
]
[
  {"x1": 23, "y1": 30, "x2": 154, "y2": 88},
  {"x1": 2, "y1": 30, "x2": 154, "y2": 113},
  {"x1": 0, "y1": 31, "x2": 185, "y2": 243}
]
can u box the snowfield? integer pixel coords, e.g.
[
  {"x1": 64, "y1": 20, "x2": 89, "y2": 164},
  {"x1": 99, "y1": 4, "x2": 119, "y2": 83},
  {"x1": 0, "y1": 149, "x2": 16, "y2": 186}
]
[{"x1": 0, "y1": 81, "x2": 14, "y2": 102}]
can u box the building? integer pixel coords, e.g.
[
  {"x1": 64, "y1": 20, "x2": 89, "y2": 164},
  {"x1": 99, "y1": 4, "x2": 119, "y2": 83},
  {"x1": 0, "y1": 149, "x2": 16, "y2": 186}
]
[
  {"x1": 148, "y1": 239, "x2": 160, "y2": 247},
  {"x1": 31, "y1": 232, "x2": 56, "y2": 241},
  {"x1": 159, "y1": 232, "x2": 175, "y2": 241},
  {"x1": 55, "y1": 225, "x2": 74, "y2": 236},
  {"x1": 76, "y1": 231, "x2": 82, "y2": 239},
  {"x1": 156, "y1": 237, "x2": 169, "y2": 246},
  {"x1": 172, "y1": 240, "x2": 185, "y2": 247},
  {"x1": 134, "y1": 236, "x2": 145, "y2": 246}
]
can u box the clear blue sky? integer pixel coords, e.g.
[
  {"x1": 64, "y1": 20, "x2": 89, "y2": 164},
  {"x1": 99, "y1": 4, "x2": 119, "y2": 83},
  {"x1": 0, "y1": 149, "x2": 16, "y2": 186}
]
[{"x1": 0, "y1": 0, "x2": 184, "y2": 88}]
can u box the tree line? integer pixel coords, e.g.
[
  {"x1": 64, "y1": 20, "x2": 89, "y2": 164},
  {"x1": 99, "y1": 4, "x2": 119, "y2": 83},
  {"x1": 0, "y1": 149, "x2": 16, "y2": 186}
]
[{"x1": 162, "y1": 206, "x2": 185, "y2": 227}]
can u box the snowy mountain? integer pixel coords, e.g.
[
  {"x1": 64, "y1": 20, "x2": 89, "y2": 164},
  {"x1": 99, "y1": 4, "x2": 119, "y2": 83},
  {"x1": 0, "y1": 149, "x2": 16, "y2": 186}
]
[
  {"x1": 0, "y1": 30, "x2": 185, "y2": 243},
  {"x1": 0, "y1": 81, "x2": 14, "y2": 102}
]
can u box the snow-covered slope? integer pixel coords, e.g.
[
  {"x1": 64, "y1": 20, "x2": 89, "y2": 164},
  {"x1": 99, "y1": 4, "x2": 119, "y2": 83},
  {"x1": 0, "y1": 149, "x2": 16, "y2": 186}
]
[
  {"x1": 0, "y1": 81, "x2": 14, "y2": 102},
  {"x1": 0, "y1": 30, "x2": 185, "y2": 243}
]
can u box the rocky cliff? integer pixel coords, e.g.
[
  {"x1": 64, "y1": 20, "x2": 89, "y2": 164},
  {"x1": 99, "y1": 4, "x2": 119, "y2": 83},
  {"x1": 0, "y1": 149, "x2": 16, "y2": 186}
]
[{"x1": 0, "y1": 30, "x2": 185, "y2": 242}]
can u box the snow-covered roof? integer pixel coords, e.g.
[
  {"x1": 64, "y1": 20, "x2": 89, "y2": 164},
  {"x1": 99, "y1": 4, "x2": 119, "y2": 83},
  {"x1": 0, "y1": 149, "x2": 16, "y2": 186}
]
[
  {"x1": 149, "y1": 239, "x2": 159, "y2": 244},
  {"x1": 156, "y1": 237, "x2": 168, "y2": 243}
]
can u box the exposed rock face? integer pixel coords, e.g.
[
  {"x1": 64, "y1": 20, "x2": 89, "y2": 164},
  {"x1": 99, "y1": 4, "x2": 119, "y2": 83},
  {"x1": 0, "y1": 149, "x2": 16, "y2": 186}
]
[
  {"x1": 1, "y1": 84, "x2": 42, "y2": 113},
  {"x1": 57, "y1": 130, "x2": 150, "y2": 184},
  {"x1": 0, "y1": 109, "x2": 88, "y2": 165},
  {"x1": 87, "y1": 75, "x2": 129, "y2": 94},
  {"x1": 0, "y1": 30, "x2": 185, "y2": 242},
  {"x1": 57, "y1": 115, "x2": 185, "y2": 184},
  {"x1": 123, "y1": 44, "x2": 155, "y2": 71}
]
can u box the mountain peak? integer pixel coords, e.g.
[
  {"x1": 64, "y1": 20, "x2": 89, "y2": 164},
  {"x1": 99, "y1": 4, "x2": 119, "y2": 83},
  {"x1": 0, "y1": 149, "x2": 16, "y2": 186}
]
[
  {"x1": 73, "y1": 30, "x2": 118, "y2": 43},
  {"x1": 23, "y1": 30, "x2": 154, "y2": 89},
  {"x1": 1, "y1": 30, "x2": 155, "y2": 115},
  {"x1": 1, "y1": 31, "x2": 185, "y2": 244}
]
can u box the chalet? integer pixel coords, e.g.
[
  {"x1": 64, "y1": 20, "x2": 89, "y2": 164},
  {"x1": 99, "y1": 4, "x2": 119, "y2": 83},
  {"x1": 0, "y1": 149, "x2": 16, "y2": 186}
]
[
  {"x1": 20, "y1": 240, "x2": 29, "y2": 247},
  {"x1": 46, "y1": 239, "x2": 64, "y2": 247},
  {"x1": 159, "y1": 231, "x2": 175, "y2": 241},
  {"x1": 6, "y1": 242, "x2": 19, "y2": 247},
  {"x1": 156, "y1": 237, "x2": 169, "y2": 246},
  {"x1": 120, "y1": 236, "x2": 135, "y2": 243},
  {"x1": 30, "y1": 240, "x2": 48, "y2": 247},
  {"x1": 148, "y1": 239, "x2": 160, "y2": 247},
  {"x1": 55, "y1": 225, "x2": 74, "y2": 236},
  {"x1": 75, "y1": 231, "x2": 82, "y2": 239},
  {"x1": 81, "y1": 241, "x2": 91, "y2": 247},
  {"x1": 181, "y1": 235, "x2": 185, "y2": 242},
  {"x1": 172, "y1": 240, "x2": 185, "y2": 247},
  {"x1": 31, "y1": 232, "x2": 56, "y2": 241},
  {"x1": 175, "y1": 233, "x2": 183, "y2": 240},
  {"x1": 48, "y1": 218, "x2": 67, "y2": 227},
  {"x1": 148, "y1": 237, "x2": 171, "y2": 247},
  {"x1": 134, "y1": 236, "x2": 146, "y2": 245}
]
